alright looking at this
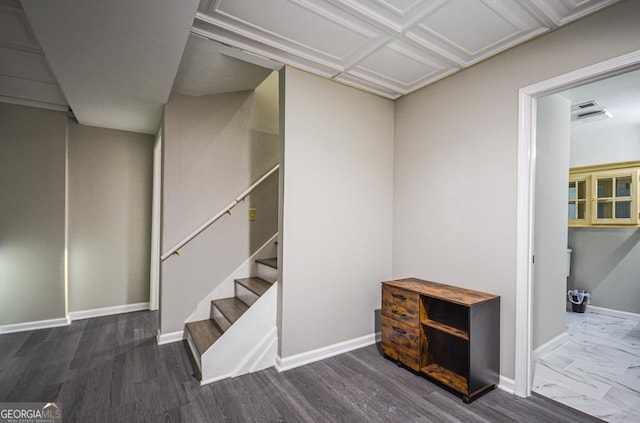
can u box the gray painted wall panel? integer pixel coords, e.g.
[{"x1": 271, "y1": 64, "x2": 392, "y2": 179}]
[
  {"x1": 0, "y1": 103, "x2": 66, "y2": 324},
  {"x1": 568, "y1": 227, "x2": 640, "y2": 315},
  {"x1": 280, "y1": 67, "x2": 393, "y2": 357},
  {"x1": 67, "y1": 122, "x2": 153, "y2": 312}
]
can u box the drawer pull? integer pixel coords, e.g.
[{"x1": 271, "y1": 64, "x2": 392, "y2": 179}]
[
  {"x1": 392, "y1": 309, "x2": 407, "y2": 317},
  {"x1": 392, "y1": 327, "x2": 406, "y2": 335},
  {"x1": 392, "y1": 294, "x2": 407, "y2": 300}
]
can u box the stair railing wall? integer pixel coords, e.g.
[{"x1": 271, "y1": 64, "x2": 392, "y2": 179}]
[{"x1": 161, "y1": 164, "x2": 279, "y2": 261}]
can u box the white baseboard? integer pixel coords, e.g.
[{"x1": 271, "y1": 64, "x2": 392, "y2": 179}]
[
  {"x1": 68, "y1": 302, "x2": 149, "y2": 321},
  {"x1": 157, "y1": 330, "x2": 184, "y2": 345},
  {"x1": 201, "y1": 372, "x2": 233, "y2": 386},
  {"x1": 498, "y1": 375, "x2": 515, "y2": 394},
  {"x1": 588, "y1": 305, "x2": 640, "y2": 321},
  {"x1": 275, "y1": 331, "x2": 381, "y2": 372},
  {"x1": 532, "y1": 331, "x2": 568, "y2": 361},
  {"x1": 0, "y1": 316, "x2": 71, "y2": 335}
]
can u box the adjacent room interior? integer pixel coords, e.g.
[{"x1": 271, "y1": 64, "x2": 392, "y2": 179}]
[{"x1": 532, "y1": 68, "x2": 640, "y2": 423}]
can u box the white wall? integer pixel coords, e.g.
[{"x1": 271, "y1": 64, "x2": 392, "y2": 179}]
[
  {"x1": 67, "y1": 122, "x2": 153, "y2": 312},
  {"x1": 532, "y1": 95, "x2": 571, "y2": 349},
  {"x1": 161, "y1": 72, "x2": 279, "y2": 334},
  {"x1": 571, "y1": 125, "x2": 640, "y2": 167},
  {"x1": 0, "y1": 103, "x2": 66, "y2": 325},
  {"x1": 393, "y1": 0, "x2": 640, "y2": 379},
  {"x1": 280, "y1": 67, "x2": 393, "y2": 357}
]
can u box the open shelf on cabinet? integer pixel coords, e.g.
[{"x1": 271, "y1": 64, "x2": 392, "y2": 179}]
[
  {"x1": 421, "y1": 319, "x2": 469, "y2": 340},
  {"x1": 421, "y1": 363, "x2": 468, "y2": 395}
]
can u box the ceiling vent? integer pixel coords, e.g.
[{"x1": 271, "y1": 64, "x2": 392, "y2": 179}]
[
  {"x1": 571, "y1": 100, "x2": 600, "y2": 112},
  {"x1": 576, "y1": 109, "x2": 612, "y2": 121}
]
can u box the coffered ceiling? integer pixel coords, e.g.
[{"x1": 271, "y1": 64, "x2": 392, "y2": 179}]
[{"x1": 193, "y1": 0, "x2": 621, "y2": 99}]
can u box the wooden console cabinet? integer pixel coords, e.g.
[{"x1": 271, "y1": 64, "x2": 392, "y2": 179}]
[{"x1": 381, "y1": 278, "x2": 500, "y2": 403}]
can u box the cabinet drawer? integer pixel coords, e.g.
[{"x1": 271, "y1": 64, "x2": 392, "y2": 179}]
[
  {"x1": 382, "y1": 286, "x2": 419, "y2": 326},
  {"x1": 381, "y1": 316, "x2": 420, "y2": 371}
]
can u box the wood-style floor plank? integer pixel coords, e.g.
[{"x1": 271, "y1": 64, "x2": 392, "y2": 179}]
[{"x1": 0, "y1": 311, "x2": 603, "y2": 422}]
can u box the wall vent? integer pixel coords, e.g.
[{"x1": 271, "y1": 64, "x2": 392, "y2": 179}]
[
  {"x1": 576, "y1": 109, "x2": 612, "y2": 121},
  {"x1": 571, "y1": 100, "x2": 600, "y2": 112}
]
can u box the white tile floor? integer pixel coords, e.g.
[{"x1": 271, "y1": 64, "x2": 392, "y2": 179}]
[{"x1": 533, "y1": 310, "x2": 640, "y2": 423}]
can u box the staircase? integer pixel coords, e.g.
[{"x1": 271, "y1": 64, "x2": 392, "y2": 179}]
[{"x1": 184, "y1": 256, "x2": 278, "y2": 384}]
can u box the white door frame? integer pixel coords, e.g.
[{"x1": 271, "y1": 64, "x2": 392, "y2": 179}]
[
  {"x1": 514, "y1": 49, "x2": 640, "y2": 397},
  {"x1": 149, "y1": 128, "x2": 163, "y2": 311}
]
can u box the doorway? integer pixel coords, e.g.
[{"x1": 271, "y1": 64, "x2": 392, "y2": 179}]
[{"x1": 514, "y1": 50, "x2": 640, "y2": 398}]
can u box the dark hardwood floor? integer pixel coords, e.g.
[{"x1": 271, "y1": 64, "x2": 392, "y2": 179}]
[{"x1": 0, "y1": 311, "x2": 600, "y2": 422}]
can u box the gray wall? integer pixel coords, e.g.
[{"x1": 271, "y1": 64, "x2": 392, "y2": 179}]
[
  {"x1": 68, "y1": 122, "x2": 153, "y2": 312},
  {"x1": 533, "y1": 95, "x2": 571, "y2": 349},
  {"x1": 280, "y1": 67, "x2": 393, "y2": 357},
  {"x1": 160, "y1": 72, "x2": 279, "y2": 334},
  {"x1": 568, "y1": 228, "x2": 640, "y2": 314},
  {"x1": 0, "y1": 102, "x2": 155, "y2": 328},
  {"x1": 392, "y1": 1, "x2": 640, "y2": 380},
  {"x1": 0, "y1": 103, "x2": 67, "y2": 325}
]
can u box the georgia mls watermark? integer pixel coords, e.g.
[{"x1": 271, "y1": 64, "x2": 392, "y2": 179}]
[{"x1": 0, "y1": 403, "x2": 61, "y2": 423}]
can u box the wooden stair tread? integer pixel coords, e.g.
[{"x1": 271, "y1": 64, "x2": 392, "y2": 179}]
[
  {"x1": 212, "y1": 297, "x2": 249, "y2": 324},
  {"x1": 235, "y1": 277, "x2": 273, "y2": 297},
  {"x1": 256, "y1": 257, "x2": 278, "y2": 269},
  {"x1": 186, "y1": 319, "x2": 222, "y2": 355}
]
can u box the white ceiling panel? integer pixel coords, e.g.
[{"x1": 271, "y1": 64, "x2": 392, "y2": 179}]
[
  {"x1": 199, "y1": 0, "x2": 390, "y2": 74},
  {"x1": 527, "y1": 0, "x2": 620, "y2": 26},
  {"x1": 214, "y1": 0, "x2": 377, "y2": 60},
  {"x1": 192, "y1": 19, "x2": 340, "y2": 77},
  {"x1": 379, "y1": 0, "x2": 422, "y2": 13},
  {"x1": 352, "y1": 38, "x2": 459, "y2": 92},
  {"x1": 0, "y1": 0, "x2": 66, "y2": 111},
  {"x1": 0, "y1": 47, "x2": 57, "y2": 83},
  {"x1": 419, "y1": 0, "x2": 520, "y2": 54},
  {"x1": 0, "y1": 3, "x2": 38, "y2": 50},
  {"x1": 328, "y1": 0, "x2": 448, "y2": 32},
  {"x1": 0, "y1": 74, "x2": 66, "y2": 106},
  {"x1": 357, "y1": 44, "x2": 440, "y2": 86},
  {"x1": 407, "y1": 0, "x2": 550, "y2": 66}
]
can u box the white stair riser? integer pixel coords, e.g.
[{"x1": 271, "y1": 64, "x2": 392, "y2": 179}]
[
  {"x1": 235, "y1": 283, "x2": 259, "y2": 306},
  {"x1": 185, "y1": 329, "x2": 202, "y2": 372},
  {"x1": 256, "y1": 264, "x2": 277, "y2": 283},
  {"x1": 211, "y1": 306, "x2": 231, "y2": 332}
]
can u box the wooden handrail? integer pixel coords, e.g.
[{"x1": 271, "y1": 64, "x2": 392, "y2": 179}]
[{"x1": 161, "y1": 164, "x2": 279, "y2": 261}]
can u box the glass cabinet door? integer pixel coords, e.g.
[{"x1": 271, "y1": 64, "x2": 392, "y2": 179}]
[
  {"x1": 591, "y1": 170, "x2": 639, "y2": 225},
  {"x1": 568, "y1": 178, "x2": 587, "y2": 225}
]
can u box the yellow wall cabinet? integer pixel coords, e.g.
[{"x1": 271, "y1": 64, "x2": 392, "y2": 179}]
[{"x1": 569, "y1": 162, "x2": 640, "y2": 227}]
